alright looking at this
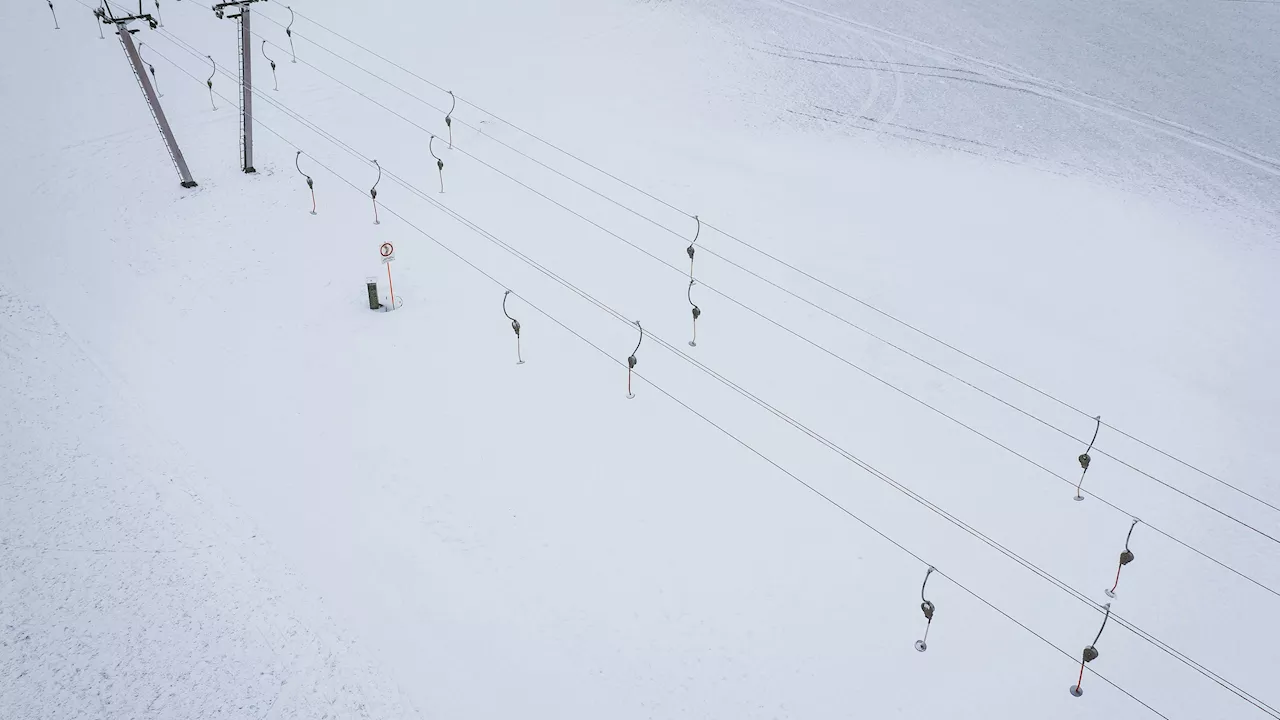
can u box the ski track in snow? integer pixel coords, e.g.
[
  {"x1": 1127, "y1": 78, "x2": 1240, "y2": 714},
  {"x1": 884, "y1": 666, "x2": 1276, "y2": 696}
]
[
  {"x1": 0, "y1": 290, "x2": 420, "y2": 719},
  {"x1": 766, "y1": 0, "x2": 1280, "y2": 178}
]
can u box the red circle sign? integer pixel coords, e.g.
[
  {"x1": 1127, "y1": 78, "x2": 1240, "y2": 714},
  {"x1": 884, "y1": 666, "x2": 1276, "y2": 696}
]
[{"x1": 380, "y1": 242, "x2": 395, "y2": 257}]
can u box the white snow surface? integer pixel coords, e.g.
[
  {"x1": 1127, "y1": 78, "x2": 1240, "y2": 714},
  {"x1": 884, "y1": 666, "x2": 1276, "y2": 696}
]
[{"x1": 3, "y1": 0, "x2": 1278, "y2": 718}]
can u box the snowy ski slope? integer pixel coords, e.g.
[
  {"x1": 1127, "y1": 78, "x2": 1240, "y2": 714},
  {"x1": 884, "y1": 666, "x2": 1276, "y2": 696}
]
[{"x1": 3, "y1": 0, "x2": 1278, "y2": 718}]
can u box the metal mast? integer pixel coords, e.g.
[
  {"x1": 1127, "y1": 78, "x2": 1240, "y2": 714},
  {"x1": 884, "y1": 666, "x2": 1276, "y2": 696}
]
[
  {"x1": 98, "y1": 2, "x2": 197, "y2": 188},
  {"x1": 213, "y1": 0, "x2": 266, "y2": 173}
]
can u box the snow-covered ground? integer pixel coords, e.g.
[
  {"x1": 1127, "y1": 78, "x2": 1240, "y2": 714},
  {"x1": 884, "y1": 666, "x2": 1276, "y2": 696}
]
[{"x1": 3, "y1": 0, "x2": 1278, "y2": 718}]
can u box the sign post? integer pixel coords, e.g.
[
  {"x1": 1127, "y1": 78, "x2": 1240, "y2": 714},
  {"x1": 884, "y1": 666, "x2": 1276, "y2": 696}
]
[{"x1": 380, "y1": 242, "x2": 396, "y2": 311}]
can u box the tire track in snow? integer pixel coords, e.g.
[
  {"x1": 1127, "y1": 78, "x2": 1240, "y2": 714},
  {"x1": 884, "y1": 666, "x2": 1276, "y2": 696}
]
[
  {"x1": 761, "y1": 42, "x2": 987, "y2": 77},
  {"x1": 758, "y1": 0, "x2": 895, "y2": 135},
  {"x1": 757, "y1": 47, "x2": 1048, "y2": 99},
  {"x1": 868, "y1": 28, "x2": 905, "y2": 128},
  {"x1": 759, "y1": 46, "x2": 1127, "y2": 180},
  {"x1": 766, "y1": 0, "x2": 1280, "y2": 178},
  {"x1": 810, "y1": 103, "x2": 1128, "y2": 178},
  {"x1": 787, "y1": 107, "x2": 1073, "y2": 179}
]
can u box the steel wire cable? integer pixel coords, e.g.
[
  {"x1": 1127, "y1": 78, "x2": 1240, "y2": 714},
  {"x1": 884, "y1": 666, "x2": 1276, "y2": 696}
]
[
  {"x1": 116, "y1": 37, "x2": 1180, "y2": 719},
  {"x1": 194, "y1": 14, "x2": 1280, "y2": 552},
  {"x1": 155, "y1": 15, "x2": 1280, "y2": 604},
  {"x1": 259, "y1": 4, "x2": 1280, "y2": 518},
  {"x1": 135, "y1": 30, "x2": 1280, "y2": 716}
]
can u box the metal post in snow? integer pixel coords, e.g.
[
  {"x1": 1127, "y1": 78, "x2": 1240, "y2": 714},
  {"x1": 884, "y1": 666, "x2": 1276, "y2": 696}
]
[
  {"x1": 240, "y1": 3, "x2": 255, "y2": 172},
  {"x1": 117, "y1": 18, "x2": 198, "y2": 187},
  {"x1": 212, "y1": 0, "x2": 263, "y2": 172},
  {"x1": 380, "y1": 243, "x2": 397, "y2": 311}
]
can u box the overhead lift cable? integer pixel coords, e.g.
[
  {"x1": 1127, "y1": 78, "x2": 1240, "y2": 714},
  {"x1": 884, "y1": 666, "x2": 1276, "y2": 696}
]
[
  {"x1": 259, "y1": 5, "x2": 1280, "y2": 520},
  {"x1": 156, "y1": 24, "x2": 1280, "y2": 611},
  {"x1": 111, "y1": 49, "x2": 1178, "y2": 720},
  {"x1": 139, "y1": 34, "x2": 1277, "y2": 719},
  {"x1": 247, "y1": 10, "x2": 1280, "y2": 543}
]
